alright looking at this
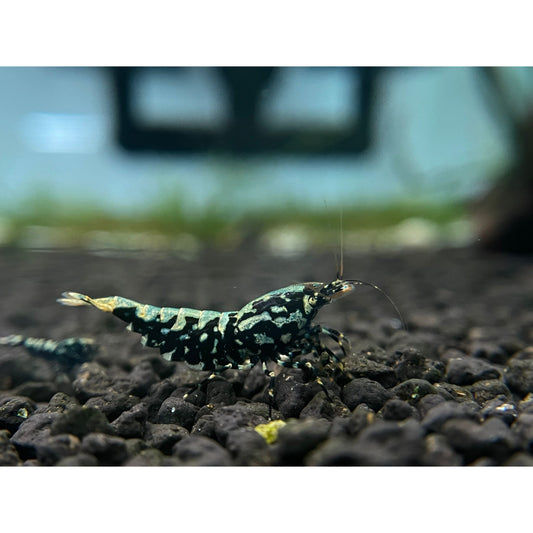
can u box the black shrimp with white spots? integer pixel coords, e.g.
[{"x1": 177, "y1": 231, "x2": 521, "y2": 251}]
[{"x1": 58, "y1": 279, "x2": 392, "y2": 416}]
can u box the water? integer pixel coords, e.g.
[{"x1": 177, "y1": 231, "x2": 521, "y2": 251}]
[{"x1": 0, "y1": 67, "x2": 525, "y2": 219}]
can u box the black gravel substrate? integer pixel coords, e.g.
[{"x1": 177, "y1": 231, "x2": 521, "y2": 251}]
[{"x1": 1, "y1": 245, "x2": 532, "y2": 466}]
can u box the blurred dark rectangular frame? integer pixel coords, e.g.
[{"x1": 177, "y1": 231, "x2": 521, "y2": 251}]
[{"x1": 111, "y1": 67, "x2": 379, "y2": 156}]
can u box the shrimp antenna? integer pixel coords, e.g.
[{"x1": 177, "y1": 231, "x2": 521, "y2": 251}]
[
  {"x1": 323, "y1": 199, "x2": 342, "y2": 280},
  {"x1": 336, "y1": 207, "x2": 344, "y2": 280},
  {"x1": 345, "y1": 279, "x2": 408, "y2": 331}
]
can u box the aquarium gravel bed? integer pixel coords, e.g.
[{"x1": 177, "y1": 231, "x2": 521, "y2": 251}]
[{"x1": 1, "y1": 245, "x2": 532, "y2": 466}]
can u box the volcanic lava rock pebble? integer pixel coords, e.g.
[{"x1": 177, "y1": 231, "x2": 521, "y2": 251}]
[
  {"x1": 144, "y1": 422, "x2": 188, "y2": 453},
  {"x1": 273, "y1": 418, "x2": 332, "y2": 465},
  {"x1": 225, "y1": 427, "x2": 271, "y2": 465},
  {"x1": 394, "y1": 348, "x2": 445, "y2": 383},
  {"x1": 0, "y1": 429, "x2": 21, "y2": 465},
  {"x1": 342, "y1": 377, "x2": 392, "y2": 411},
  {"x1": 111, "y1": 403, "x2": 148, "y2": 439},
  {"x1": 0, "y1": 396, "x2": 36, "y2": 433},
  {"x1": 79, "y1": 433, "x2": 129, "y2": 465},
  {"x1": 10, "y1": 412, "x2": 61, "y2": 459},
  {"x1": 1, "y1": 246, "x2": 533, "y2": 465},
  {"x1": 343, "y1": 352, "x2": 397, "y2": 387},
  {"x1": 49, "y1": 405, "x2": 116, "y2": 438},
  {"x1": 421, "y1": 401, "x2": 480, "y2": 432},
  {"x1": 440, "y1": 417, "x2": 519, "y2": 463},
  {"x1": 172, "y1": 435, "x2": 232, "y2": 466},
  {"x1": 445, "y1": 356, "x2": 501, "y2": 385},
  {"x1": 380, "y1": 398, "x2": 419, "y2": 421},
  {"x1": 157, "y1": 397, "x2": 198, "y2": 429},
  {"x1": 35, "y1": 433, "x2": 81, "y2": 465},
  {"x1": 504, "y1": 349, "x2": 533, "y2": 397},
  {"x1": 273, "y1": 370, "x2": 318, "y2": 418}
]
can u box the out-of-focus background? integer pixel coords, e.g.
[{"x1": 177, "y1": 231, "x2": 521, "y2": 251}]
[{"x1": 1, "y1": 66, "x2": 532, "y2": 255}]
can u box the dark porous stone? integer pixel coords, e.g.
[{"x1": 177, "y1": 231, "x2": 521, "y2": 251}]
[
  {"x1": 54, "y1": 374, "x2": 76, "y2": 397},
  {"x1": 499, "y1": 338, "x2": 527, "y2": 359},
  {"x1": 342, "y1": 378, "x2": 392, "y2": 412},
  {"x1": 178, "y1": 386, "x2": 206, "y2": 408},
  {"x1": 225, "y1": 428, "x2": 271, "y2": 466},
  {"x1": 126, "y1": 361, "x2": 160, "y2": 397},
  {"x1": 191, "y1": 414, "x2": 217, "y2": 439},
  {"x1": 512, "y1": 347, "x2": 533, "y2": 361},
  {"x1": 504, "y1": 452, "x2": 533, "y2": 466},
  {"x1": 10, "y1": 412, "x2": 60, "y2": 459},
  {"x1": 157, "y1": 397, "x2": 199, "y2": 430},
  {"x1": 0, "y1": 396, "x2": 37, "y2": 433},
  {"x1": 300, "y1": 392, "x2": 349, "y2": 421},
  {"x1": 349, "y1": 342, "x2": 391, "y2": 364},
  {"x1": 421, "y1": 434, "x2": 462, "y2": 466},
  {"x1": 85, "y1": 391, "x2": 140, "y2": 422},
  {"x1": 388, "y1": 332, "x2": 442, "y2": 360},
  {"x1": 241, "y1": 364, "x2": 267, "y2": 399},
  {"x1": 432, "y1": 382, "x2": 471, "y2": 402},
  {"x1": 212, "y1": 402, "x2": 269, "y2": 445},
  {"x1": 446, "y1": 357, "x2": 501, "y2": 386},
  {"x1": 35, "y1": 434, "x2": 80, "y2": 465},
  {"x1": 220, "y1": 368, "x2": 248, "y2": 394},
  {"x1": 0, "y1": 351, "x2": 55, "y2": 389},
  {"x1": 143, "y1": 379, "x2": 179, "y2": 420},
  {"x1": 157, "y1": 454, "x2": 182, "y2": 465},
  {"x1": 504, "y1": 358, "x2": 533, "y2": 398},
  {"x1": 423, "y1": 360, "x2": 446, "y2": 383},
  {"x1": 394, "y1": 348, "x2": 444, "y2": 383},
  {"x1": 275, "y1": 418, "x2": 332, "y2": 465},
  {"x1": 351, "y1": 419, "x2": 425, "y2": 466},
  {"x1": 469, "y1": 457, "x2": 498, "y2": 466},
  {"x1": 234, "y1": 400, "x2": 275, "y2": 419},
  {"x1": 194, "y1": 404, "x2": 216, "y2": 421},
  {"x1": 307, "y1": 419, "x2": 425, "y2": 466},
  {"x1": 0, "y1": 429, "x2": 21, "y2": 465},
  {"x1": 519, "y1": 394, "x2": 533, "y2": 414},
  {"x1": 391, "y1": 379, "x2": 438, "y2": 404},
  {"x1": 12, "y1": 381, "x2": 58, "y2": 402},
  {"x1": 44, "y1": 392, "x2": 80, "y2": 413},
  {"x1": 441, "y1": 417, "x2": 519, "y2": 463},
  {"x1": 206, "y1": 379, "x2": 236, "y2": 406},
  {"x1": 380, "y1": 398, "x2": 419, "y2": 421},
  {"x1": 439, "y1": 348, "x2": 469, "y2": 363},
  {"x1": 421, "y1": 401, "x2": 480, "y2": 433},
  {"x1": 470, "y1": 342, "x2": 509, "y2": 364},
  {"x1": 274, "y1": 371, "x2": 317, "y2": 418},
  {"x1": 329, "y1": 404, "x2": 375, "y2": 439},
  {"x1": 56, "y1": 452, "x2": 99, "y2": 466},
  {"x1": 125, "y1": 447, "x2": 167, "y2": 466},
  {"x1": 50, "y1": 406, "x2": 115, "y2": 438},
  {"x1": 144, "y1": 422, "x2": 189, "y2": 454},
  {"x1": 139, "y1": 354, "x2": 176, "y2": 380},
  {"x1": 481, "y1": 397, "x2": 518, "y2": 425},
  {"x1": 80, "y1": 433, "x2": 128, "y2": 465},
  {"x1": 111, "y1": 403, "x2": 148, "y2": 439},
  {"x1": 125, "y1": 438, "x2": 149, "y2": 457},
  {"x1": 304, "y1": 436, "x2": 363, "y2": 466},
  {"x1": 343, "y1": 354, "x2": 397, "y2": 388},
  {"x1": 416, "y1": 394, "x2": 446, "y2": 417},
  {"x1": 510, "y1": 413, "x2": 533, "y2": 453},
  {"x1": 72, "y1": 362, "x2": 113, "y2": 402},
  {"x1": 168, "y1": 362, "x2": 208, "y2": 388},
  {"x1": 172, "y1": 435, "x2": 233, "y2": 466},
  {"x1": 468, "y1": 379, "x2": 512, "y2": 405}
]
